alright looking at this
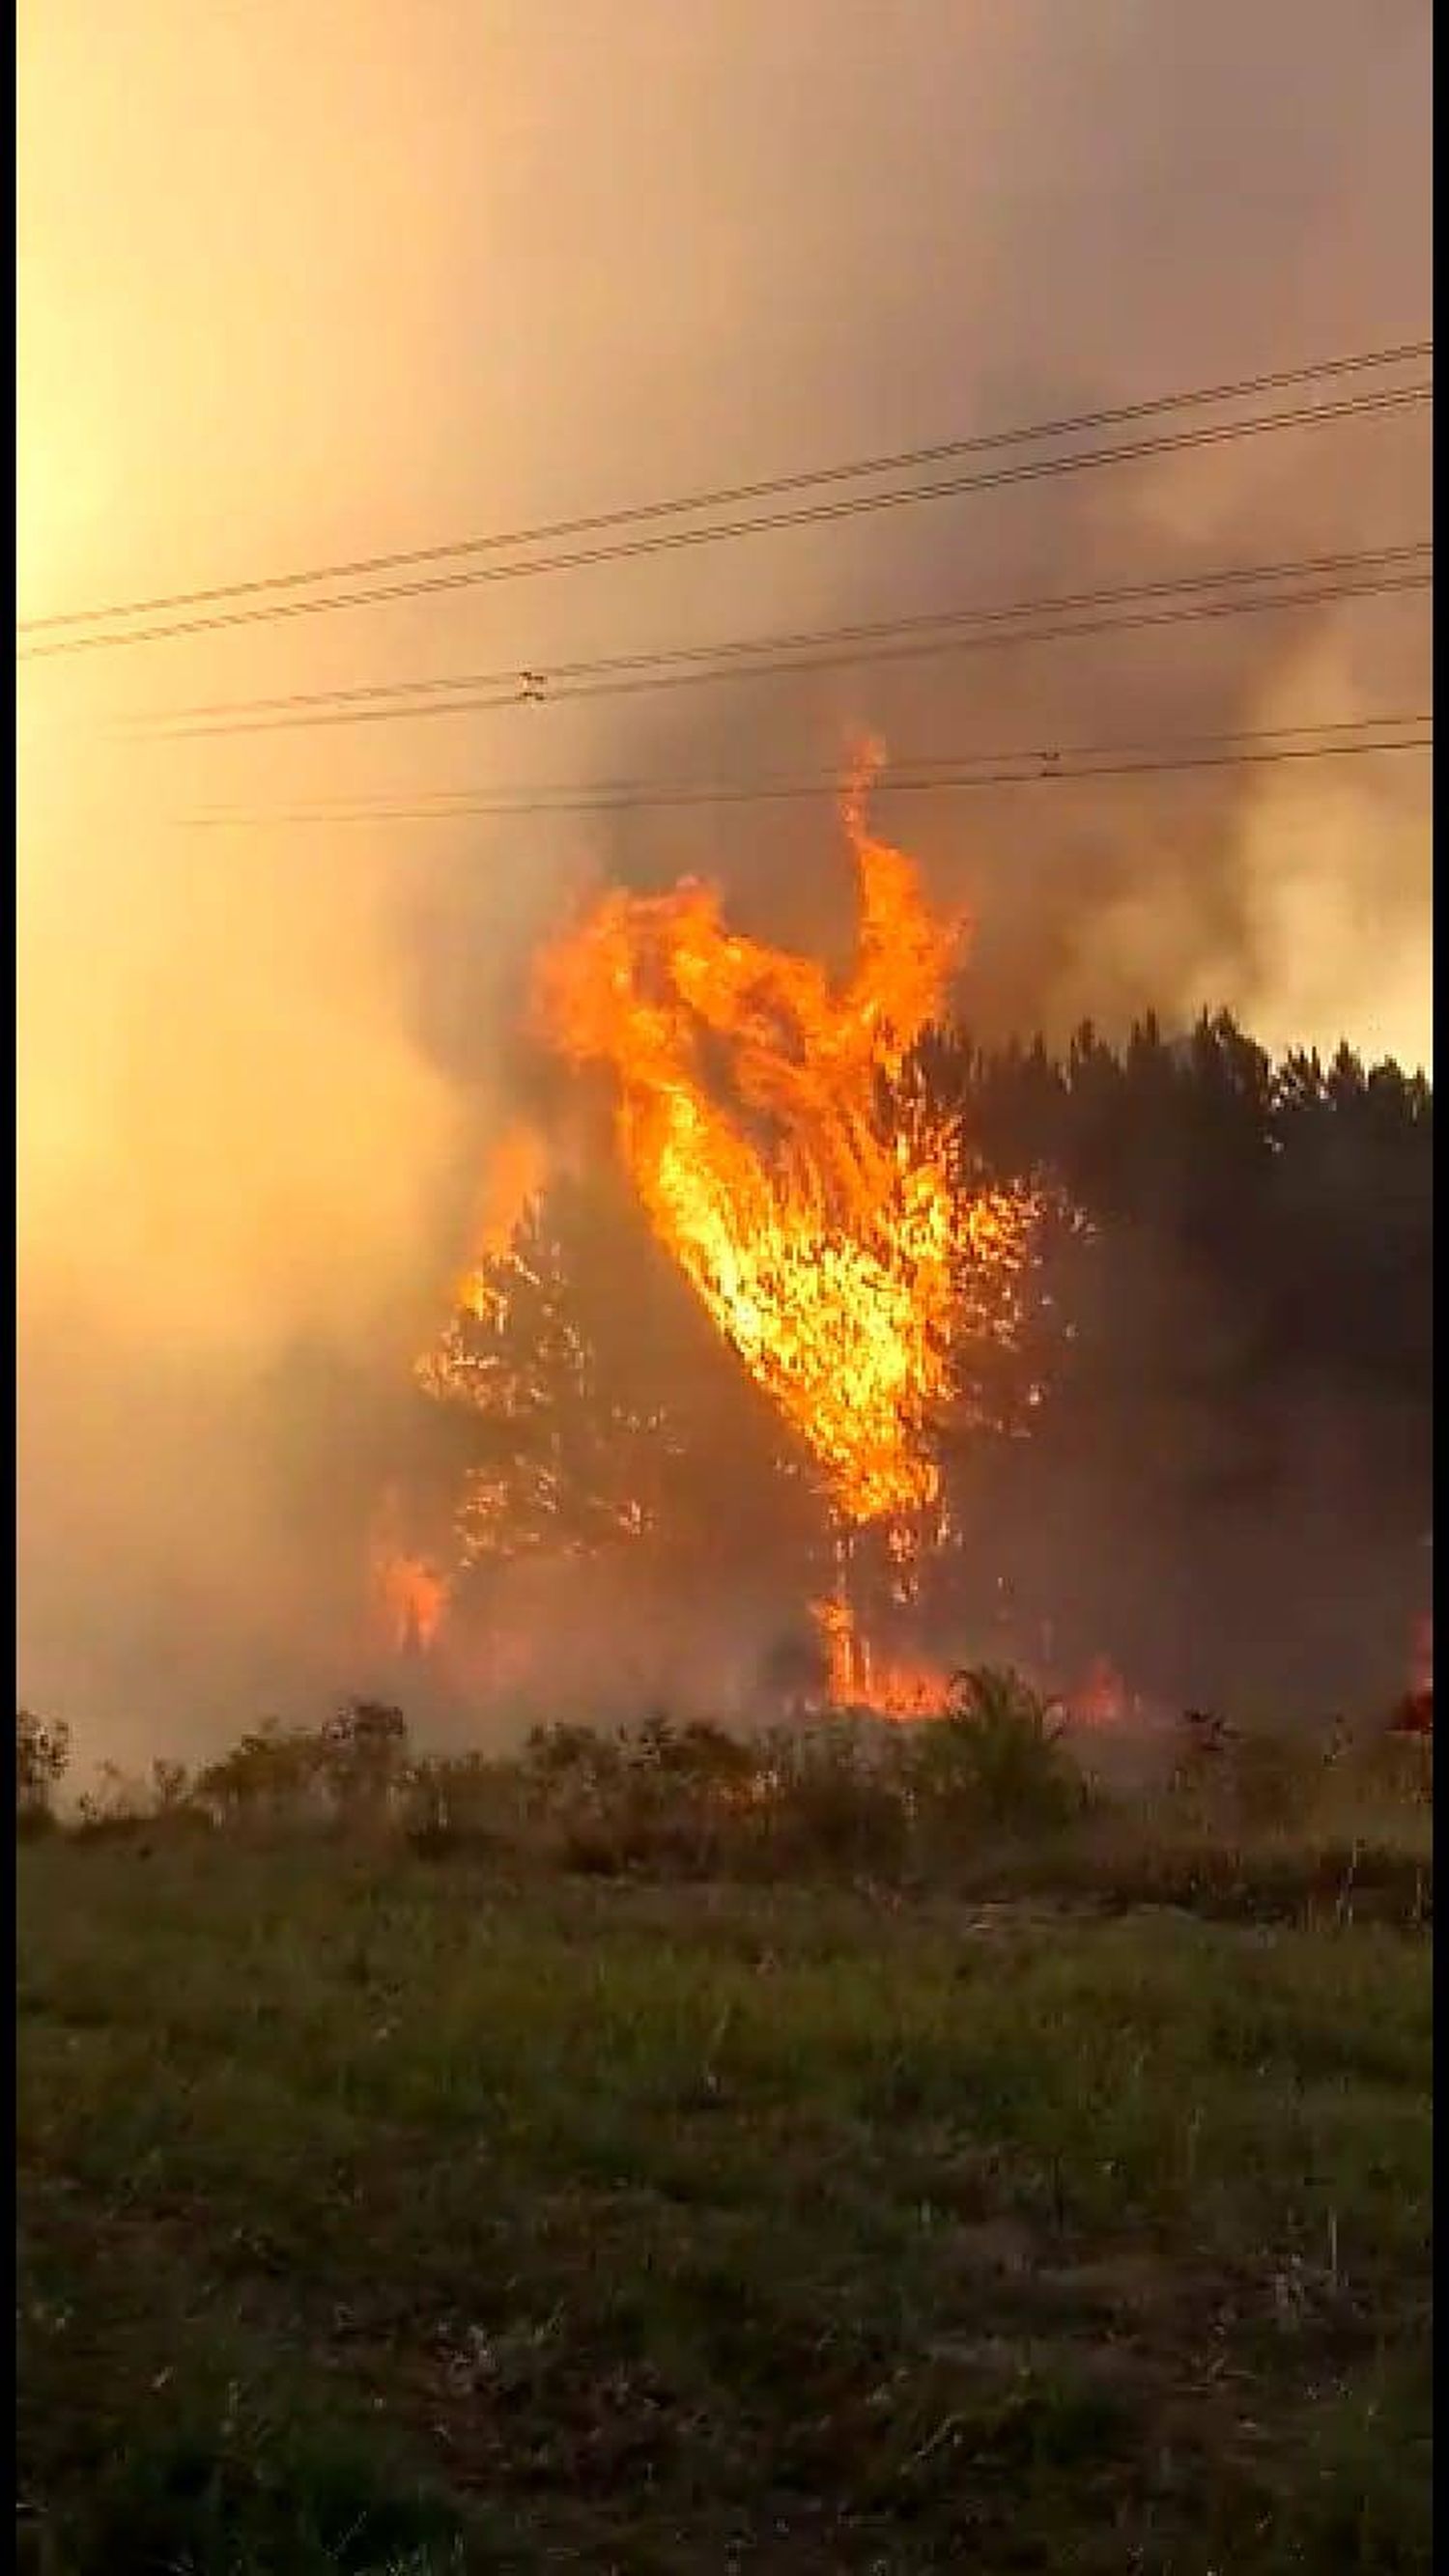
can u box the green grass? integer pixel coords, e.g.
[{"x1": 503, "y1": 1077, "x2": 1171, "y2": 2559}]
[{"x1": 17, "y1": 1839, "x2": 1431, "y2": 2573}]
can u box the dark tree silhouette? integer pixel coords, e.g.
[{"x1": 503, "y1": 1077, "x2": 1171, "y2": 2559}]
[{"x1": 416, "y1": 1012, "x2": 1431, "y2": 1715}]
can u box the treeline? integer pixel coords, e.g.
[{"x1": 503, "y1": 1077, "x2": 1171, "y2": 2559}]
[
  {"x1": 924, "y1": 1008, "x2": 1431, "y2": 1402},
  {"x1": 403, "y1": 1008, "x2": 1431, "y2": 1718},
  {"x1": 909, "y1": 1011, "x2": 1432, "y2": 1713}
]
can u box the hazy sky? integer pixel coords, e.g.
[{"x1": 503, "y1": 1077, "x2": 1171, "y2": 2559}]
[{"x1": 16, "y1": 0, "x2": 1432, "y2": 1749}]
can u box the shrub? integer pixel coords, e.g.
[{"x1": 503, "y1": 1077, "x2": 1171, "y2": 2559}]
[
  {"x1": 150, "y1": 1758, "x2": 192, "y2": 1814},
  {"x1": 15, "y1": 1710, "x2": 70, "y2": 1826},
  {"x1": 909, "y1": 1667, "x2": 1083, "y2": 1838},
  {"x1": 27, "y1": 1673, "x2": 1429, "y2": 1904},
  {"x1": 193, "y1": 1720, "x2": 327, "y2": 1826},
  {"x1": 403, "y1": 1752, "x2": 512, "y2": 1856},
  {"x1": 75, "y1": 1762, "x2": 154, "y2": 1834},
  {"x1": 320, "y1": 1700, "x2": 410, "y2": 1822},
  {"x1": 1220, "y1": 1726, "x2": 1321, "y2": 1831},
  {"x1": 752, "y1": 1719, "x2": 910, "y2": 1876},
  {"x1": 521, "y1": 1721, "x2": 627, "y2": 1812},
  {"x1": 629, "y1": 1713, "x2": 757, "y2": 1800}
]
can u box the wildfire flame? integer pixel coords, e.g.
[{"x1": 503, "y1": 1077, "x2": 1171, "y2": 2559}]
[
  {"x1": 401, "y1": 743, "x2": 1046, "y2": 1711},
  {"x1": 457, "y1": 1120, "x2": 550, "y2": 1320},
  {"x1": 534, "y1": 743, "x2": 1037, "y2": 1533},
  {"x1": 372, "y1": 1546, "x2": 447, "y2": 1656},
  {"x1": 369, "y1": 1492, "x2": 448, "y2": 1655},
  {"x1": 811, "y1": 1588, "x2": 954, "y2": 1716}
]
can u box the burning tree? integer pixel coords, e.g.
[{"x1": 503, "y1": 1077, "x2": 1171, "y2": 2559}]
[{"x1": 382, "y1": 750, "x2": 1058, "y2": 1711}]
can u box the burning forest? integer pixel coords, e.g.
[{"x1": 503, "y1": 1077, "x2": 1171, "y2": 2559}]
[
  {"x1": 367, "y1": 744, "x2": 1430, "y2": 1741},
  {"x1": 377, "y1": 748, "x2": 1066, "y2": 1719}
]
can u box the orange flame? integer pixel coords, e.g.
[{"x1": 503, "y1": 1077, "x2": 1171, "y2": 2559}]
[
  {"x1": 532, "y1": 743, "x2": 1037, "y2": 1532},
  {"x1": 811, "y1": 1590, "x2": 952, "y2": 1718},
  {"x1": 369, "y1": 1494, "x2": 448, "y2": 1654},
  {"x1": 373, "y1": 1551, "x2": 447, "y2": 1655},
  {"x1": 457, "y1": 1120, "x2": 549, "y2": 1320}
]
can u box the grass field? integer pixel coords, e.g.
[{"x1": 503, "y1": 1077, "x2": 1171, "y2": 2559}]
[{"x1": 16, "y1": 1832, "x2": 1431, "y2": 2574}]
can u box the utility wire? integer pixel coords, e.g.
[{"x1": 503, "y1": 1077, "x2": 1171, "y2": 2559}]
[
  {"x1": 19, "y1": 380, "x2": 1432, "y2": 661},
  {"x1": 136, "y1": 563, "x2": 1434, "y2": 739},
  {"x1": 179, "y1": 721, "x2": 1433, "y2": 829},
  {"x1": 135, "y1": 542, "x2": 1433, "y2": 735},
  {"x1": 20, "y1": 338, "x2": 1432, "y2": 640},
  {"x1": 185, "y1": 710, "x2": 1433, "y2": 816}
]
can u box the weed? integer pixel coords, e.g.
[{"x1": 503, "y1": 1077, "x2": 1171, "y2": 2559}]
[{"x1": 17, "y1": 1836, "x2": 1430, "y2": 2572}]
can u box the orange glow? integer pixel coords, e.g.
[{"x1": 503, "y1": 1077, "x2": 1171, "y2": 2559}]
[
  {"x1": 1067, "y1": 1654, "x2": 1132, "y2": 1726},
  {"x1": 457, "y1": 1121, "x2": 550, "y2": 1320},
  {"x1": 374, "y1": 1549, "x2": 447, "y2": 1655},
  {"x1": 1391, "y1": 1612, "x2": 1434, "y2": 1737},
  {"x1": 370, "y1": 1497, "x2": 448, "y2": 1654},
  {"x1": 811, "y1": 1590, "x2": 952, "y2": 1718}
]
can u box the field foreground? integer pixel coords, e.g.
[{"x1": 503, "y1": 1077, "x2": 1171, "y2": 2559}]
[{"x1": 17, "y1": 1841, "x2": 1431, "y2": 2574}]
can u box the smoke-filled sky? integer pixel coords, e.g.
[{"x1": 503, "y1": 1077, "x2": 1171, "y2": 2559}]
[{"x1": 16, "y1": 0, "x2": 1432, "y2": 1754}]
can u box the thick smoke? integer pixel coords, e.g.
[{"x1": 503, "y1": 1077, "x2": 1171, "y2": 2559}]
[{"x1": 16, "y1": 1, "x2": 1430, "y2": 1758}]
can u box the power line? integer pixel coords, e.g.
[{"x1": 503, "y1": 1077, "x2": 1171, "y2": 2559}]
[
  {"x1": 128, "y1": 568, "x2": 1433, "y2": 757},
  {"x1": 179, "y1": 720, "x2": 1433, "y2": 829},
  {"x1": 19, "y1": 337, "x2": 1431, "y2": 641},
  {"x1": 20, "y1": 381, "x2": 1432, "y2": 662},
  {"x1": 186, "y1": 711, "x2": 1434, "y2": 816},
  {"x1": 135, "y1": 542, "x2": 1433, "y2": 736},
  {"x1": 139, "y1": 566, "x2": 1435, "y2": 742}
]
